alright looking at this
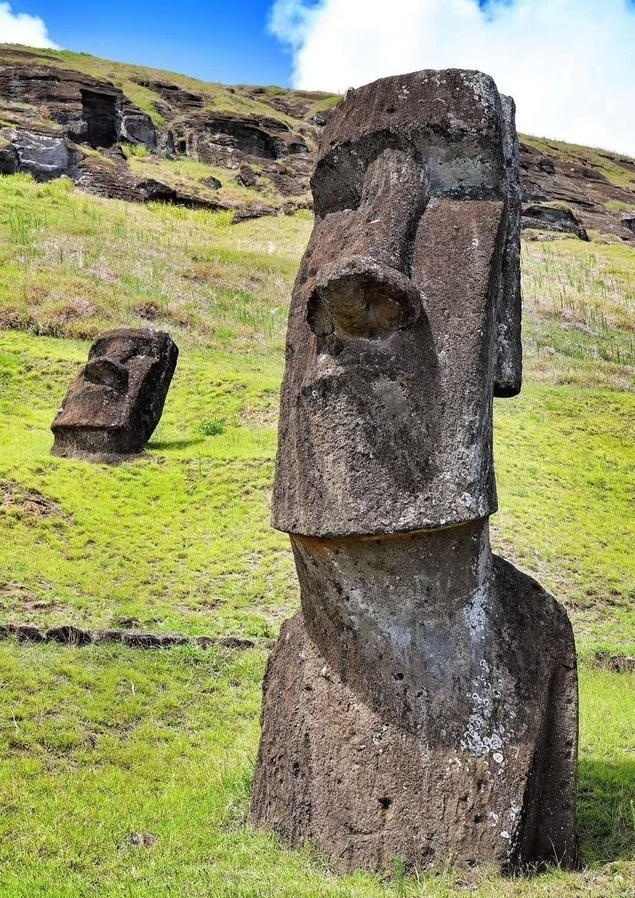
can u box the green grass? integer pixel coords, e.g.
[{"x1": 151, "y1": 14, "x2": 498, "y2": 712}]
[
  {"x1": 0, "y1": 174, "x2": 308, "y2": 351},
  {"x1": 522, "y1": 238, "x2": 635, "y2": 387},
  {"x1": 125, "y1": 152, "x2": 287, "y2": 209},
  {"x1": 1, "y1": 328, "x2": 633, "y2": 649},
  {"x1": 606, "y1": 201, "x2": 635, "y2": 214},
  {"x1": 0, "y1": 172, "x2": 634, "y2": 895},
  {"x1": 493, "y1": 386, "x2": 635, "y2": 646},
  {"x1": 0, "y1": 43, "x2": 336, "y2": 131},
  {"x1": 0, "y1": 331, "x2": 292, "y2": 638},
  {"x1": 0, "y1": 643, "x2": 633, "y2": 897}
]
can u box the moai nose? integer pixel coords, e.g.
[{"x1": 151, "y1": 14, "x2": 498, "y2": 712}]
[
  {"x1": 307, "y1": 258, "x2": 422, "y2": 339},
  {"x1": 307, "y1": 144, "x2": 427, "y2": 340}
]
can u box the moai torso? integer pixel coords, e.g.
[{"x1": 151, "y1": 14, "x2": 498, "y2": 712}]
[
  {"x1": 52, "y1": 327, "x2": 178, "y2": 460},
  {"x1": 252, "y1": 70, "x2": 577, "y2": 875}
]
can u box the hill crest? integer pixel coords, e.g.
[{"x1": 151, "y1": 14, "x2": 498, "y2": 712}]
[{"x1": 0, "y1": 44, "x2": 634, "y2": 240}]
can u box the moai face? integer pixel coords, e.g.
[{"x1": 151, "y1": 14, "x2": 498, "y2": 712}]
[
  {"x1": 52, "y1": 327, "x2": 178, "y2": 458},
  {"x1": 273, "y1": 70, "x2": 522, "y2": 538}
]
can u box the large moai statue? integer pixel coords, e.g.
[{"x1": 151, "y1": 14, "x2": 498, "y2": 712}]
[
  {"x1": 251, "y1": 70, "x2": 578, "y2": 873},
  {"x1": 52, "y1": 327, "x2": 178, "y2": 460}
]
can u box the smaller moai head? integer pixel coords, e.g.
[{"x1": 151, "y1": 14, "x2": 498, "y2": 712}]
[
  {"x1": 273, "y1": 70, "x2": 522, "y2": 538},
  {"x1": 52, "y1": 327, "x2": 178, "y2": 459}
]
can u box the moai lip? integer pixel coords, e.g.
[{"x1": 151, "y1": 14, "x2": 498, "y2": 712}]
[
  {"x1": 51, "y1": 327, "x2": 178, "y2": 461},
  {"x1": 252, "y1": 69, "x2": 578, "y2": 874}
]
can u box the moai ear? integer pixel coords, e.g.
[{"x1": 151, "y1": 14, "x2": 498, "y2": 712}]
[{"x1": 494, "y1": 95, "x2": 522, "y2": 398}]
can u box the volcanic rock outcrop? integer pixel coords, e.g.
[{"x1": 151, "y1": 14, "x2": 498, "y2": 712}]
[
  {"x1": 520, "y1": 141, "x2": 635, "y2": 242},
  {"x1": 1, "y1": 46, "x2": 634, "y2": 235},
  {"x1": 52, "y1": 327, "x2": 178, "y2": 460},
  {"x1": 0, "y1": 46, "x2": 320, "y2": 213},
  {"x1": 522, "y1": 204, "x2": 589, "y2": 241},
  {"x1": 0, "y1": 45, "x2": 635, "y2": 234},
  {"x1": 251, "y1": 69, "x2": 579, "y2": 874},
  {"x1": 0, "y1": 59, "x2": 157, "y2": 149}
]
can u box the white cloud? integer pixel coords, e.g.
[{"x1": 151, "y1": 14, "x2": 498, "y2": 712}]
[
  {"x1": 270, "y1": 0, "x2": 635, "y2": 156},
  {"x1": 0, "y1": 2, "x2": 58, "y2": 48}
]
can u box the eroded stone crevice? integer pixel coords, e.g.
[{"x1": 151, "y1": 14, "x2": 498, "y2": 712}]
[{"x1": 80, "y1": 88, "x2": 119, "y2": 148}]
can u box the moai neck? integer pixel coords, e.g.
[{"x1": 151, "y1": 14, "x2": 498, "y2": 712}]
[
  {"x1": 292, "y1": 518, "x2": 496, "y2": 736},
  {"x1": 296, "y1": 518, "x2": 493, "y2": 616}
]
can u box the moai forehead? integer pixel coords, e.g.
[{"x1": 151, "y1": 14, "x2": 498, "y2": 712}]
[
  {"x1": 52, "y1": 327, "x2": 178, "y2": 458},
  {"x1": 273, "y1": 70, "x2": 522, "y2": 538},
  {"x1": 314, "y1": 69, "x2": 506, "y2": 210}
]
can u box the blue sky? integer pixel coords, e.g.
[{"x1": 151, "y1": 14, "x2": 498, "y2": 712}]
[
  {"x1": 5, "y1": 0, "x2": 291, "y2": 84},
  {"x1": 3, "y1": 0, "x2": 635, "y2": 154}
]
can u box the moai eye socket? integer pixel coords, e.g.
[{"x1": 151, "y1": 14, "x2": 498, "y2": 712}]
[{"x1": 83, "y1": 358, "x2": 129, "y2": 393}]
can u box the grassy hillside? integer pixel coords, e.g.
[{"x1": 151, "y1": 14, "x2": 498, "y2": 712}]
[
  {"x1": 522, "y1": 134, "x2": 635, "y2": 195},
  {"x1": 0, "y1": 44, "x2": 334, "y2": 213},
  {"x1": 1, "y1": 172, "x2": 634, "y2": 896},
  {"x1": 0, "y1": 43, "x2": 336, "y2": 127}
]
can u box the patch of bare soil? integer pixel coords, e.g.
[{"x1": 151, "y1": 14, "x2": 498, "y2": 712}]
[{"x1": 0, "y1": 480, "x2": 63, "y2": 518}]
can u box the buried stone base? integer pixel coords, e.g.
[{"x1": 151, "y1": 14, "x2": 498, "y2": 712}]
[
  {"x1": 51, "y1": 425, "x2": 151, "y2": 461},
  {"x1": 251, "y1": 527, "x2": 578, "y2": 874}
]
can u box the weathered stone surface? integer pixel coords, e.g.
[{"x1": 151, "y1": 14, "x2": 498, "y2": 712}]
[
  {"x1": 237, "y1": 164, "x2": 258, "y2": 188},
  {"x1": 594, "y1": 651, "x2": 635, "y2": 673},
  {"x1": 252, "y1": 69, "x2": 578, "y2": 874},
  {"x1": 189, "y1": 112, "x2": 305, "y2": 165},
  {"x1": 51, "y1": 327, "x2": 178, "y2": 460},
  {"x1": 254, "y1": 534, "x2": 577, "y2": 871},
  {"x1": 0, "y1": 62, "x2": 156, "y2": 150},
  {"x1": 496, "y1": 95, "x2": 522, "y2": 397},
  {"x1": 273, "y1": 70, "x2": 517, "y2": 538},
  {"x1": 73, "y1": 149, "x2": 141, "y2": 202},
  {"x1": 201, "y1": 174, "x2": 222, "y2": 190},
  {"x1": 132, "y1": 78, "x2": 206, "y2": 111},
  {"x1": 231, "y1": 204, "x2": 277, "y2": 223},
  {"x1": 119, "y1": 106, "x2": 157, "y2": 150},
  {"x1": 136, "y1": 178, "x2": 178, "y2": 202},
  {"x1": 0, "y1": 622, "x2": 257, "y2": 651},
  {"x1": 136, "y1": 177, "x2": 227, "y2": 210},
  {"x1": 0, "y1": 137, "x2": 18, "y2": 173}
]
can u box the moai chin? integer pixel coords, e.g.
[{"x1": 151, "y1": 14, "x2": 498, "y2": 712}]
[
  {"x1": 251, "y1": 70, "x2": 578, "y2": 873},
  {"x1": 52, "y1": 327, "x2": 178, "y2": 461}
]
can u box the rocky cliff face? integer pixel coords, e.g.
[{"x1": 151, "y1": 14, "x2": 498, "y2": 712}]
[
  {"x1": 520, "y1": 138, "x2": 635, "y2": 242},
  {"x1": 0, "y1": 45, "x2": 326, "y2": 217},
  {"x1": 1, "y1": 45, "x2": 634, "y2": 240}
]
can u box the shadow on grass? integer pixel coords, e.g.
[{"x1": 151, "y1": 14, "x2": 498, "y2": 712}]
[
  {"x1": 578, "y1": 757, "x2": 635, "y2": 863},
  {"x1": 149, "y1": 437, "x2": 205, "y2": 450}
]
